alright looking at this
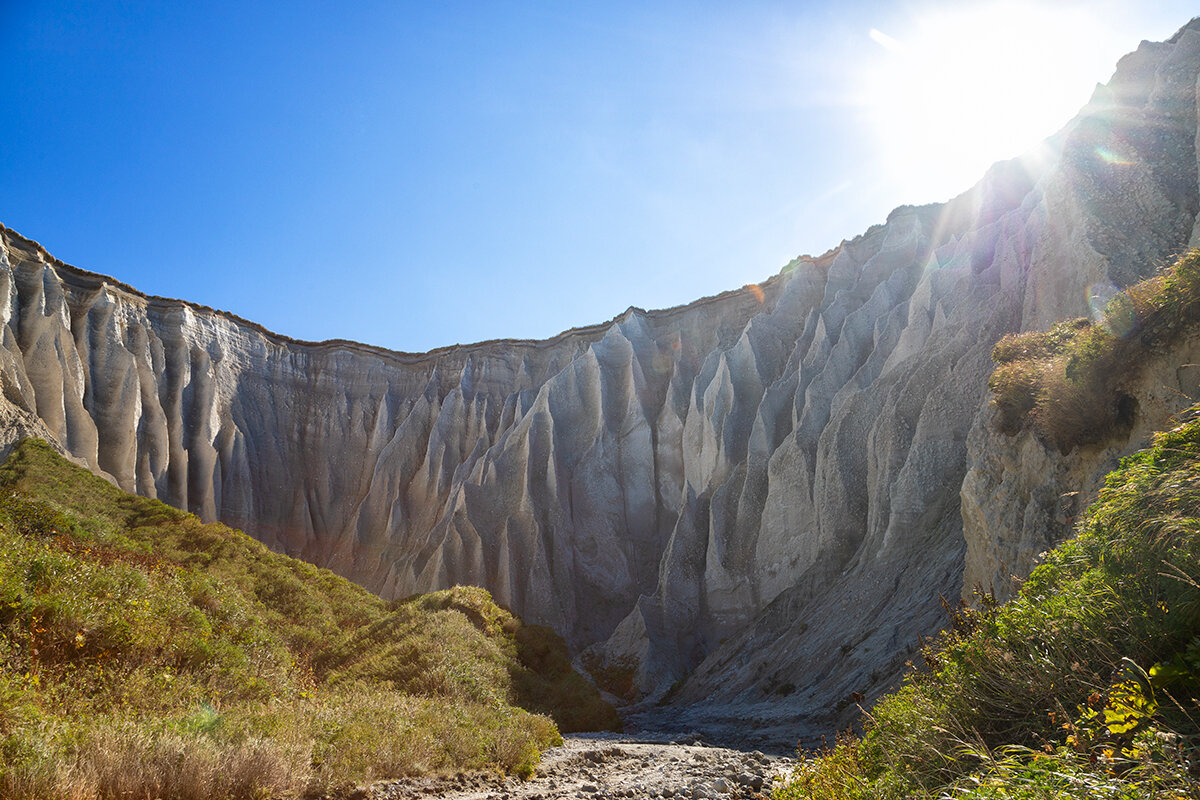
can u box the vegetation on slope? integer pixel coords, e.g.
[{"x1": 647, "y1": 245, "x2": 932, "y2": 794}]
[
  {"x1": 0, "y1": 438, "x2": 617, "y2": 799},
  {"x1": 988, "y1": 249, "x2": 1200, "y2": 451},
  {"x1": 774, "y1": 304, "x2": 1200, "y2": 798}
]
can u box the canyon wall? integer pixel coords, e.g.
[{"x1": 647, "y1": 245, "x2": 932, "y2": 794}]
[{"x1": 2, "y1": 18, "x2": 1200, "y2": 743}]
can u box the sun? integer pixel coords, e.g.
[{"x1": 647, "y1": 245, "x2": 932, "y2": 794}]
[{"x1": 859, "y1": 2, "x2": 1133, "y2": 202}]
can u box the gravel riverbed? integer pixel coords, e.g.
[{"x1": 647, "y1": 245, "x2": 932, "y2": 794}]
[{"x1": 367, "y1": 734, "x2": 798, "y2": 800}]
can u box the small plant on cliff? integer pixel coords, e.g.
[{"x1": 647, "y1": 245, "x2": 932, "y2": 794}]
[
  {"x1": 989, "y1": 317, "x2": 1092, "y2": 435},
  {"x1": 987, "y1": 248, "x2": 1200, "y2": 452}
]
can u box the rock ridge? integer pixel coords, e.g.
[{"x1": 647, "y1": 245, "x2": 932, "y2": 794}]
[{"x1": 0, "y1": 223, "x2": 791, "y2": 361}]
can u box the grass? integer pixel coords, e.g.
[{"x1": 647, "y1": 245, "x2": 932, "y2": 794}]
[
  {"x1": 773, "y1": 405, "x2": 1200, "y2": 799},
  {"x1": 315, "y1": 587, "x2": 621, "y2": 732},
  {"x1": 988, "y1": 249, "x2": 1200, "y2": 451},
  {"x1": 0, "y1": 438, "x2": 618, "y2": 798}
]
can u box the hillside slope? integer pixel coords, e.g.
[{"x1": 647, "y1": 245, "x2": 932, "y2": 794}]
[{"x1": 0, "y1": 438, "x2": 615, "y2": 799}]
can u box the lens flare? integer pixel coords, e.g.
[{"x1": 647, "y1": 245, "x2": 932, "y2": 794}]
[
  {"x1": 859, "y1": 4, "x2": 1132, "y2": 203},
  {"x1": 1087, "y1": 282, "x2": 1135, "y2": 336},
  {"x1": 1094, "y1": 146, "x2": 1134, "y2": 165},
  {"x1": 745, "y1": 284, "x2": 765, "y2": 303}
]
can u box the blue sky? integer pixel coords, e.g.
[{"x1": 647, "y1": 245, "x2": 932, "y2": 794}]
[{"x1": 1, "y1": 2, "x2": 1196, "y2": 352}]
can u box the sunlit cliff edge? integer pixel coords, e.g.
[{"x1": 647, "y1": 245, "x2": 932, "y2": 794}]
[{"x1": 3, "y1": 17, "x2": 1200, "y2": 746}]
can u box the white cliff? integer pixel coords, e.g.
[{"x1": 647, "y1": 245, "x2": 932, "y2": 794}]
[{"x1": 2, "y1": 17, "x2": 1200, "y2": 745}]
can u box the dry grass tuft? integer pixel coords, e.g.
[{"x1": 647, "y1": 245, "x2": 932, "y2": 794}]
[
  {"x1": 73, "y1": 728, "x2": 301, "y2": 800},
  {"x1": 988, "y1": 249, "x2": 1200, "y2": 451}
]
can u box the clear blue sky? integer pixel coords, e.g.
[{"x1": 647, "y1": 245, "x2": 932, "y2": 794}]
[{"x1": 1, "y1": 1, "x2": 1195, "y2": 352}]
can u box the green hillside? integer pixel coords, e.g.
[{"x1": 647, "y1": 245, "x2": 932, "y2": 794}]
[
  {"x1": 774, "y1": 257, "x2": 1200, "y2": 799},
  {"x1": 0, "y1": 438, "x2": 617, "y2": 799}
]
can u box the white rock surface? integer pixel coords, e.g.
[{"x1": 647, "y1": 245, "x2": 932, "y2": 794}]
[{"x1": 2, "y1": 18, "x2": 1200, "y2": 739}]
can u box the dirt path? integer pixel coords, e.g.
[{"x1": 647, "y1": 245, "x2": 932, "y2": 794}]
[{"x1": 369, "y1": 734, "x2": 797, "y2": 800}]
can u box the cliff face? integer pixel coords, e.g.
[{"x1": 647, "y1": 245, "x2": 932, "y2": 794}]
[
  {"x1": 2, "y1": 19, "x2": 1200, "y2": 743},
  {"x1": 961, "y1": 330, "x2": 1200, "y2": 606}
]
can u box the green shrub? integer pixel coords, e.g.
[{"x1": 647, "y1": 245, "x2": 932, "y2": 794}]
[
  {"x1": 987, "y1": 250, "x2": 1200, "y2": 451},
  {"x1": 318, "y1": 587, "x2": 621, "y2": 732},
  {"x1": 514, "y1": 625, "x2": 623, "y2": 732}
]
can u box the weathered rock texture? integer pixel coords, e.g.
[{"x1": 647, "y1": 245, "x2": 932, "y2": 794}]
[{"x1": 2, "y1": 18, "x2": 1200, "y2": 741}]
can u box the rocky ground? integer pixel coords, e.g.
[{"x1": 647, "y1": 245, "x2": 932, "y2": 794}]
[{"x1": 368, "y1": 734, "x2": 798, "y2": 800}]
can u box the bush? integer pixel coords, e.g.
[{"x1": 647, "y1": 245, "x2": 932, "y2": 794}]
[{"x1": 987, "y1": 249, "x2": 1200, "y2": 451}]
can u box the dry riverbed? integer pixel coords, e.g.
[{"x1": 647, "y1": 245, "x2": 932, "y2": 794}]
[{"x1": 368, "y1": 734, "x2": 797, "y2": 800}]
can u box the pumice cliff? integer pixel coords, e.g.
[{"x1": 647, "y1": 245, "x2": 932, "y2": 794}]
[{"x1": 3, "y1": 17, "x2": 1200, "y2": 746}]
